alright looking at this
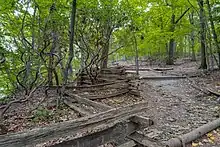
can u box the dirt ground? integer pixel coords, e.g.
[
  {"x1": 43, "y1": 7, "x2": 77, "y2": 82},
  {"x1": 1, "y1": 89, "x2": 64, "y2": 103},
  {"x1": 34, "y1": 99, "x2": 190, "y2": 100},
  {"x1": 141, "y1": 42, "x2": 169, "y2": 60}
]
[
  {"x1": 136, "y1": 58, "x2": 220, "y2": 146},
  {"x1": 1, "y1": 58, "x2": 220, "y2": 146}
]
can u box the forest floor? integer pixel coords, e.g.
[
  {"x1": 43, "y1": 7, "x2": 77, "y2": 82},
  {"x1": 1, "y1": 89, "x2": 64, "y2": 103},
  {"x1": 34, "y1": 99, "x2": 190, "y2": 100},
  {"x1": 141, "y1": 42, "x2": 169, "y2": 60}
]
[
  {"x1": 136, "y1": 58, "x2": 220, "y2": 147},
  {"x1": 1, "y1": 58, "x2": 220, "y2": 147}
]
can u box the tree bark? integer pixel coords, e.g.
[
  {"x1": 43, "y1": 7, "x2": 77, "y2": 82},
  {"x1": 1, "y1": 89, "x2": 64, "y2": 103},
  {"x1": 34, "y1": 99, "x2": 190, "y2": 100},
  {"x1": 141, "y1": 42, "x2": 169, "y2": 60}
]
[
  {"x1": 189, "y1": 11, "x2": 196, "y2": 61},
  {"x1": 64, "y1": 0, "x2": 77, "y2": 83},
  {"x1": 206, "y1": 0, "x2": 220, "y2": 68},
  {"x1": 166, "y1": 8, "x2": 190, "y2": 65},
  {"x1": 133, "y1": 33, "x2": 139, "y2": 75},
  {"x1": 198, "y1": 0, "x2": 207, "y2": 69},
  {"x1": 167, "y1": 13, "x2": 175, "y2": 65}
]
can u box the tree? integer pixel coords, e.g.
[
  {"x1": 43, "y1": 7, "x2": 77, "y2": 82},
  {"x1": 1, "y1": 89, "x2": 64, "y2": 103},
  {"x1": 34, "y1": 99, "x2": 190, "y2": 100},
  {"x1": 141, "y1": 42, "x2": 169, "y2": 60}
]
[
  {"x1": 206, "y1": 0, "x2": 220, "y2": 68},
  {"x1": 198, "y1": 0, "x2": 207, "y2": 69},
  {"x1": 64, "y1": 0, "x2": 77, "y2": 83}
]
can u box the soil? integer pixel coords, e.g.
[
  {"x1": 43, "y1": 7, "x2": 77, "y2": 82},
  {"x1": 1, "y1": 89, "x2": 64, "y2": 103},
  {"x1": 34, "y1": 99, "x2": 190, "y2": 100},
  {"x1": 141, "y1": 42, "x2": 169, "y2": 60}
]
[
  {"x1": 1, "y1": 58, "x2": 220, "y2": 147},
  {"x1": 137, "y1": 58, "x2": 220, "y2": 146}
]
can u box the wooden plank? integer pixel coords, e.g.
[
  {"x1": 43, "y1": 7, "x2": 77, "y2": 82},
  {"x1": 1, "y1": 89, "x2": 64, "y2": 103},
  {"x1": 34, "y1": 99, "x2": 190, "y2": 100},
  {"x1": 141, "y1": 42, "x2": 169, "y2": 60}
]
[
  {"x1": 52, "y1": 121, "x2": 136, "y2": 147},
  {"x1": 0, "y1": 101, "x2": 148, "y2": 147},
  {"x1": 52, "y1": 117, "x2": 154, "y2": 147},
  {"x1": 140, "y1": 76, "x2": 186, "y2": 80},
  {"x1": 129, "y1": 115, "x2": 154, "y2": 129},
  {"x1": 65, "y1": 80, "x2": 128, "y2": 89},
  {"x1": 86, "y1": 89, "x2": 129, "y2": 100},
  {"x1": 66, "y1": 94, "x2": 112, "y2": 111},
  {"x1": 127, "y1": 132, "x2": 165, "y2": 147},
  {"x1": 64, "y1": 99, "x2": 92, "y2": 116},
  {"x1": 118, "y1": 141, "x2": 136, "y2": 147},
  {"x1": 77, "y1": 84, "x2": 129, "y2": 92}
]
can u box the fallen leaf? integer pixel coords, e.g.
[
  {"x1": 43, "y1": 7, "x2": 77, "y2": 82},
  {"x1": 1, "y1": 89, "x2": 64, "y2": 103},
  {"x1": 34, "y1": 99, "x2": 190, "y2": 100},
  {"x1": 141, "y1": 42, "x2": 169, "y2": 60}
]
[
  {"x1": 208, "y1": 139, "x2": 214, "y2": 144},
  {"x1": 209, "y1": 136, "x2": 215, "y2": 141},
  {"x1": 207, "y1": 133, "x2": 213, "y2": 137},
  {"x1": 192, "y1": 142, "x2": 199, "y2": 147}
]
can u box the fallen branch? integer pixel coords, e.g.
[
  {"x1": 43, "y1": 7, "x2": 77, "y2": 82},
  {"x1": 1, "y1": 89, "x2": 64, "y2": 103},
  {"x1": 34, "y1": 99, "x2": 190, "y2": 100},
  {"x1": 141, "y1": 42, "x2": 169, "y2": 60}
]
[
  {"x1": 165, "y1": 118, "x2": 220, "y2": 147},
  {"x1": 206, "y1": 88, "x2": 220, "y2": 97},
  {"x1": 187, "y1": 78, "x2": 220, "y2": 96}
]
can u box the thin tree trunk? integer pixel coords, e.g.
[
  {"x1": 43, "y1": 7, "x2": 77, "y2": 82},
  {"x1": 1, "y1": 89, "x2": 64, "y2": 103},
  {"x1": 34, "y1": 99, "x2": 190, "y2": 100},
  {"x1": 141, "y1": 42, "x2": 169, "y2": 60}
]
[
  {"x1": 64, "y1": 0, "x2": 77, "y2": 83},
  {"x1": 166, "y1": 8, "x2": 190, "y2": 65},
  {"x1": 198, "y1": 0, "x2": 207, "y2": 69},
  {"x1": 100, "y1": 41, "x2": 110, "y2": 69},
  {"x1": 133, "y1": 34, "x2": 139, "y2": 75},
  {"x1": 167, "y1": 13, "x2": 175, "y2": 65},
  {"x1": 206, "y1": 0, "x2": 220, "y2": 68},
  {"x1": 189, "y1": 11, "x2": 196, "y2": 61}
]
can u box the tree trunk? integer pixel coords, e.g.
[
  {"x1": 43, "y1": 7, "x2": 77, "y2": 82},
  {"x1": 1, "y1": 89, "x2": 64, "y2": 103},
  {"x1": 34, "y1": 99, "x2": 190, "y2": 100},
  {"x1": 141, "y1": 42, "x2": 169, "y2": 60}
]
[
  {"x1": 167, "y1": 14, "x2": 175, "y2": 65},
  {"x1": 189, "y1": 11, "x2": 196, "y2": 61},
  {"x1": 133, "y1": 33, "x2": 139, "y2": 75},
  {"x1": 64, "y1": 0, "x2": 77, "y2": 83},
  {"x1": 100, "y1": 40, "x2": 110, "y2": 69},
  {"x1": 198, "y1": 0, "x2": 207, "y2": 69},
  {"x1": 206, "y1": 0, "x2": 220, "y2": 68}
]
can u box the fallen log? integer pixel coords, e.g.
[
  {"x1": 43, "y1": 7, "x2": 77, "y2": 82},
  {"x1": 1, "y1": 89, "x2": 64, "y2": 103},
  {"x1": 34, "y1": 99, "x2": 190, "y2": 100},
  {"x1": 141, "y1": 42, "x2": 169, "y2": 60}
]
[
  {"x1": 140, "y1": 76, "x2": 186, "y2": 80},
  {"x1": 52, "y1": 115, "x2": 153, "y2": 147},
  {"x1": 125, "y1": 68, "x2": 151, "y2": 71},
  {"x1": 125, "y1": 67, "x2": 173, "y2": 72},
  {"x1": 0, "y1": 101, "x2": 148, "y2": 147},
  {"x1": 76, "y1": 83, "x2": 129, "y2": 92},
  {"x1": 165, "y1": 118, "x2": 220, "y2": 147},
  {"x1": 85, "y1": 89, "x2": 129, "y2": 100},
  {"x1": 52, "y1": 121, "x2": 136, "y2": 147},
  {"x1": 64, "y1": 99, "x2": 92, "y2": 117},
  {"x1": 66, "y1": 94, "x2": 111, "y2": 111},
  {"x1": 153, "y1": 67, "x2": 174, "y2": 71},
  {"x1": 65, "y1": 80, "x2": 128, "y2": 89}
]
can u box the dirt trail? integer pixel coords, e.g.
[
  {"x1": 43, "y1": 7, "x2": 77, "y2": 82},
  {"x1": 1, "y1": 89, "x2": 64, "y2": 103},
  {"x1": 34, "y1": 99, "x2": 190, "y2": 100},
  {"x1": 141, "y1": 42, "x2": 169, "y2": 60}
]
[{"x1": 138, "y1": 62, "x2": 219, "y2": 145}]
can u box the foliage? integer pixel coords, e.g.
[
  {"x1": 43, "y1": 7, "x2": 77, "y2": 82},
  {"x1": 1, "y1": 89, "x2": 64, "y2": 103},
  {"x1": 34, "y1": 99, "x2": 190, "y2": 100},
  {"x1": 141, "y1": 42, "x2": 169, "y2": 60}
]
[
  {"x1": 31, "y1": 107, "x2": 53, "y2": 122},
  {"x1": 0, "y1": 0, "x2": 219, "y2": 95}
]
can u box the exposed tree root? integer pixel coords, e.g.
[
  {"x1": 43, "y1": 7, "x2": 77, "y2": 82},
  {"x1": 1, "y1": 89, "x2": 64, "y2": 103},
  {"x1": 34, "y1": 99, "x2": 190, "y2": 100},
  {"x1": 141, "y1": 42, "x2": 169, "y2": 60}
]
[{"x1": 0, "y1": 87, "x2": 37, "y2": 118}]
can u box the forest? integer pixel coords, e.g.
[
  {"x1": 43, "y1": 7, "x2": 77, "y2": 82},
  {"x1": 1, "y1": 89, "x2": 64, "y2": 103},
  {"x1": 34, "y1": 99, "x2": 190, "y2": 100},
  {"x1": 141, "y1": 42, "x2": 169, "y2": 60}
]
[{"x1": 1, "y1": 0, "x2": 220, "y2": 147}]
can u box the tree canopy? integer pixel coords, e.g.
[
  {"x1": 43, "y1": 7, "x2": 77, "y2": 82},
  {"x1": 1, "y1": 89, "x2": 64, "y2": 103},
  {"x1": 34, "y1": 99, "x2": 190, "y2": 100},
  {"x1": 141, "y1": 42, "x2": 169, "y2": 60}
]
[{"x1": 0, "y1": 0, "x2": 220, "y2": 97}]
